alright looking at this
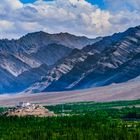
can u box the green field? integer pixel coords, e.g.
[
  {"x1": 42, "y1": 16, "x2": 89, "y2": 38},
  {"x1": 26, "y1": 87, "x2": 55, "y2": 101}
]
[
  {"x1": 46, "y1": 100, "x2": 140, "y2": 115},
  {"x1": 0, "y1": 100, "x2": 140, "y2": 140}
]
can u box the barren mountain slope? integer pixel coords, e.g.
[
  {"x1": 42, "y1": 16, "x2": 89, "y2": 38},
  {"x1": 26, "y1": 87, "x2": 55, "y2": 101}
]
[{"x1": 0, "y1": 81, "x2": 139, "y2": 107}]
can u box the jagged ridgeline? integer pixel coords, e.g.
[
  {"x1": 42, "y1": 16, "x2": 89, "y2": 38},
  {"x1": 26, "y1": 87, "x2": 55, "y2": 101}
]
[
  {"x1": 0, "y1": 32, "x2": 100, "y2": 93},
  {"x1": 1, "y1": 26, "x2": 140, "y2": 94},
  {"x1": 28, "y1": 26, "x2": 140, "y2": 93}
]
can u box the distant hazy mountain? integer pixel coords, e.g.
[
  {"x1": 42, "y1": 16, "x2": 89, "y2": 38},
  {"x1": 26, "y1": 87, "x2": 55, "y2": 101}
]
[
  {"x1": 19, "y1": 31, "x2": 101, "y2": 49},
  {"x1": 0, "y1": 32, "x2": 99, "y2": 93},
  {"x1": 27, "y1": 26, "x2": 140, "y2": 93}
]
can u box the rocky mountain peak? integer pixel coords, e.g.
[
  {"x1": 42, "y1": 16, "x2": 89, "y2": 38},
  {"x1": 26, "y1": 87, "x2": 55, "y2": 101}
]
[{"x1": 26, "y1": 25, "x2": 140, "y2": 93}]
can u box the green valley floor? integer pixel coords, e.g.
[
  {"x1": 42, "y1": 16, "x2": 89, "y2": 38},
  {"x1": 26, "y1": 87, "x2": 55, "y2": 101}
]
[{"x1": 0, "y1": 100, "x2": 140, "y2": 140}]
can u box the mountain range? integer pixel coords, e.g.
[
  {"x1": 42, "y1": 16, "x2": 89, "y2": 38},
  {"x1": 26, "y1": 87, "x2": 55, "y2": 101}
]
[
  {"x1": 0, "y1": 26, "x2": 140, "y2": 94},
  {"x1": 0, "y1": 32, "x2": 100, "y2": 93}
]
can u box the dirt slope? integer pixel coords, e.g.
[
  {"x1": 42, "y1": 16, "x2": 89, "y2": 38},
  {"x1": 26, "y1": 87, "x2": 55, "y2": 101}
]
[{"x1": 0, "y1": 81, "x2": 139, "y2": 107}]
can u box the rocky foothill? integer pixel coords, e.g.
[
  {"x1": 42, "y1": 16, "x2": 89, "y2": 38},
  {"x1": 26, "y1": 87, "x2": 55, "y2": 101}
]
[{"x1": 3, "y1": 102, "x2": 56, "y2": 117}]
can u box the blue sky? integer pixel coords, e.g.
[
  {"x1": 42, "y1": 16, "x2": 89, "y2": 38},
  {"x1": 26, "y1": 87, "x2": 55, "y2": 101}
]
[
  {"x1": 86, "y1": 0, "x2": 106, "y2": 9},
  {"x1": 20, "y1": 0, "x2": 36, "y2": 3},
  {"x1": 20, "y1": 0, "x2": 106, "y2": 9}
]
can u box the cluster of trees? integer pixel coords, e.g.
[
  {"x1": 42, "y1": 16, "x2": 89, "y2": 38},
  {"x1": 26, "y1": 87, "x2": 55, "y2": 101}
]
[
  {"x1": 0, "y1": 116, "x2": 139, "y2": 140},
  {"x1": 0, "y1": 107, "x2": 139, "y2": 140},
  {"x1": 0, "y1": 107, "x2": 7, "y2": 113},
  {"x1": 46, "y1": 100, "x2": 140, "y2": 116}
]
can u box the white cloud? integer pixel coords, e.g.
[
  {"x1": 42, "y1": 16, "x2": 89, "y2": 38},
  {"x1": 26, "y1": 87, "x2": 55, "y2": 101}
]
[
  {"x1": 0, "y1": 20, "x2": 14, "y2": 31},
  {"x1": 0, "y1": 0, "x2": 140, "y2": 39}
]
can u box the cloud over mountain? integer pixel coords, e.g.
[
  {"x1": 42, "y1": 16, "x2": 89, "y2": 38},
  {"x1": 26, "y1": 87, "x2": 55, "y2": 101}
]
[{"x1": 0, "y1": 0, "x2": 140, "y2": 39}]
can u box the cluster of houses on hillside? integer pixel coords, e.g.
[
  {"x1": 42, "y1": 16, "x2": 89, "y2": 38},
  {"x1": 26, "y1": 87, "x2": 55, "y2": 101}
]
[{"x1": 3, "y1": 102, "x2": 56, "y2": 117}]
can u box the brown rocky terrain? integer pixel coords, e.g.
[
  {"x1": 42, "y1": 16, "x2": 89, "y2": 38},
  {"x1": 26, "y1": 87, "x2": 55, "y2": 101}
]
[
  {"x1": 3, "y1": 103, "x2": 56, "y2": 117},
  {"x1": 0, "y1": 80, "x2": 139, "y2": 107}
]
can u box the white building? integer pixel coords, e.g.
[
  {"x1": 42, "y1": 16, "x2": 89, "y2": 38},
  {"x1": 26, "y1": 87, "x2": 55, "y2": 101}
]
[{"x1": 16, "y1": 102, "x2": 31, "y2": 108}]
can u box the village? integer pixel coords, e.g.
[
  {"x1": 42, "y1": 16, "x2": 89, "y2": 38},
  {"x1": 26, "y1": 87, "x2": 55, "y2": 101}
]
[{"x1": 3, "y1": 102, "x2": 56, "y2": 117}]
